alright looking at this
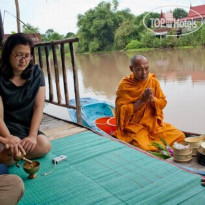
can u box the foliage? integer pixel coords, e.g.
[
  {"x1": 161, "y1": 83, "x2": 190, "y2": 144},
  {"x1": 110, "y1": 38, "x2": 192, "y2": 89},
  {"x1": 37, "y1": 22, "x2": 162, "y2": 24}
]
[
  {"x1": 65, "y1": 32, "x2": 76, "y2": 38},
  {"x1": 112, "y1": 0, "x2": 119, "y2": 11},
  {"x1": 125, "y1": 40, "x2": 143, "y2": 50},
  {"x1": 114, "y1": 20, "x2": 137, "y2": 50},
  {"x1": 141, "y1": 32, "x2": 156, "y2": 48},
  {"x1": 149, "y1": 138, "x2": 173, "y2": 160},
  {"x1": 76, "y1": 1, "x2": 136, "y2": 52},
  {"x1": 22, "y1": 23, "x2": 40, "y2": 33},
  {"x1": 77, "y1": 1, "x2": 117, "y2": 52},
  {"x1": 42, "y1": 29, "x2": 64, "y2": 41},
  {"x1": 146, "y1": 12, "x2": 160, "y2": 28},
  {"x1": 173, "y1": 8, "x2": 188, "y2": 19},
  {"x1": 200, "y1": 25, "x2": 205, "y2": 46}
]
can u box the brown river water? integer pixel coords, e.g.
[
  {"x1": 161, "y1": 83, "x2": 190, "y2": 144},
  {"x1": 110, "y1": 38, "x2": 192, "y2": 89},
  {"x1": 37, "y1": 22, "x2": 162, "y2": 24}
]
[{"x1": 44, "y1": 47, "x2": 205, "y2": 134}]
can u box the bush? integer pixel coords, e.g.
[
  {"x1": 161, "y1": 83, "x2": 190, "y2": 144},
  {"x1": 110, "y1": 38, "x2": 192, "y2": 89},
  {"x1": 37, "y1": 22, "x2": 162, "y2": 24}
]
[
  {"x1": 126, "y1": 40, "x2": 142, "y2": 49},
  {"x1": 89, "y1": 41, "x2": 100, "y2": 52}
]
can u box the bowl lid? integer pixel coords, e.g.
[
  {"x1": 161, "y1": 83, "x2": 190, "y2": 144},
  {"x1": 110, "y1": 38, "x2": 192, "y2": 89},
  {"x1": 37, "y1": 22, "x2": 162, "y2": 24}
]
[{"x1": 185, "y1": 137, "x2": 202, "y2": 143}]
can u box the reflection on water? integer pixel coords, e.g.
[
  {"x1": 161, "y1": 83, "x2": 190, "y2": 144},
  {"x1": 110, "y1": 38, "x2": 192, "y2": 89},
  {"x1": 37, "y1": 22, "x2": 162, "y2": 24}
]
[{"x1": 44, "y1": 47, "x2": 205, "y2": 133}]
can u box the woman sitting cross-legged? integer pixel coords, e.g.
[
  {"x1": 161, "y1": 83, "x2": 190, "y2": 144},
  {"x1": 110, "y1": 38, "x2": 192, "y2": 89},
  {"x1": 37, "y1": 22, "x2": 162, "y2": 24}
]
[{"x1": 0, "y1": 33, "x2": 51, "y2": 165}]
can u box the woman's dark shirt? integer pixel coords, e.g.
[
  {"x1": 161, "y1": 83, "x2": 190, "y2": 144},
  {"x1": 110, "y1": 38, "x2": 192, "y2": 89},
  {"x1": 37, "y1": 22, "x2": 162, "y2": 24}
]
[{"x1": 0, "y1": 65, "x2": 45, "y2": 139}]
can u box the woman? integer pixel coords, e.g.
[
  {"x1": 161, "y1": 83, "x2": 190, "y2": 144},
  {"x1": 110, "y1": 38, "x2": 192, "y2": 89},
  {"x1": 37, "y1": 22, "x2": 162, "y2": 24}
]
[{"x1": 0, "y1": 33, "x2": 51, "y2": 165}]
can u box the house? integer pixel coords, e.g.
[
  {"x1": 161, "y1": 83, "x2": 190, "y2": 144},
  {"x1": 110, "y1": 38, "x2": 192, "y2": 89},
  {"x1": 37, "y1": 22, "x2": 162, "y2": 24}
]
[
  {"x1": 158, "y1": 10, "x2": 175, "y2": 26},
  {"x1": 154, "y1": 10, "x2": 176, "y2": 37},
  {"x1": 179, "y1": 4, "x2": 205, "y2": 21}
]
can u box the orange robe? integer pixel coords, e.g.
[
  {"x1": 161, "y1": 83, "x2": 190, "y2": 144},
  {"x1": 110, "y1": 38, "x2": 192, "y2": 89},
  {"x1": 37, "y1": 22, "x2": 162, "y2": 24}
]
[{"x1": 114, "y1": 73, "x2": 185, "y2": 151}]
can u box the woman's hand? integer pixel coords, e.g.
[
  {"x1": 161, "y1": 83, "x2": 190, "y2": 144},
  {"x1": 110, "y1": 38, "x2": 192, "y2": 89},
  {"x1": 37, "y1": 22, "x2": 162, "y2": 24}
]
[
  {"x1": 4, "y1": 135, "x2": 26, "y2": 156},
  {"x1": 20, "y1": 136, "x2": 37, "y2": 153}
]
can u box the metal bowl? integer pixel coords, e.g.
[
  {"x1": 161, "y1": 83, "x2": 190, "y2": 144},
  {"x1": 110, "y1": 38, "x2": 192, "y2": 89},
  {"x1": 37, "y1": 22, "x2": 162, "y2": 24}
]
[{"x1": 23, "y1": 161, "x2": 40, "y2": 179}]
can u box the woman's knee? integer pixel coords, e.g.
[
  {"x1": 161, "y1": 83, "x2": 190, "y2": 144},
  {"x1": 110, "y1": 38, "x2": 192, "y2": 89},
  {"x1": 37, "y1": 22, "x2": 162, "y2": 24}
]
[
  {"x1": 35, "y1": 135, "x2": 51, "y2": 156},
  {"x1": 42, "y1": 135, "x2": 51, "y2": 153}
]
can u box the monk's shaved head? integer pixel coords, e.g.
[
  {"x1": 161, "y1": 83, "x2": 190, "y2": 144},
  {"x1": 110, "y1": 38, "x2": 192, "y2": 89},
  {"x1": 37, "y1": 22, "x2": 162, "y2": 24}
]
[
  {"x1": 131, "y1": 55, "x2": 147, "y2": 66},
  {"x1": 129, "y1": 54, "x2": 149, "y2": 81}
]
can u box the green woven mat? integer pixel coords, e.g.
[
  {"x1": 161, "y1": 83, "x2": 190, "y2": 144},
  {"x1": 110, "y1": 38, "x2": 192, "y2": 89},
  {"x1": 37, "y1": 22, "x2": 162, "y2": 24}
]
[{"x1": 9, "y1": 131, "x2": 205, "y2": 205}]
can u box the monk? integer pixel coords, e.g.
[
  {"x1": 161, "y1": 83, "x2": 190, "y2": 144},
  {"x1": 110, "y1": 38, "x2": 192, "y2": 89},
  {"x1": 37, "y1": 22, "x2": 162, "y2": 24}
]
[{"x1": 114, "y1": 55, "x2": 185, "y2": 151}]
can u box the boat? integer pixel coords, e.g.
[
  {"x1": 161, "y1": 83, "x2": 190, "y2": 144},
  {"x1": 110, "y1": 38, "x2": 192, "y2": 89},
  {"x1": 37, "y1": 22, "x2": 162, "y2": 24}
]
[
  {"x1": 67, "y1": 97, "x2": 205, "y2": 176},
  {"x1": 68, "y1": 97, "x2": 115, "y2": 135}
]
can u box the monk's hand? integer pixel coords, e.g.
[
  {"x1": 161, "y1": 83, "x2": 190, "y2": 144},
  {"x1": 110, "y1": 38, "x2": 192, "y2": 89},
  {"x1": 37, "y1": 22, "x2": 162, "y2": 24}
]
[
  {"x1": 21, "y1": 136, "x2": 37, "y2": 154},
  {"x1": 147, "y1": 88, "x2": 155, "y2": 103},
  {"x1": 141, "y1": 87, "x2": 152, "y2": 103}
]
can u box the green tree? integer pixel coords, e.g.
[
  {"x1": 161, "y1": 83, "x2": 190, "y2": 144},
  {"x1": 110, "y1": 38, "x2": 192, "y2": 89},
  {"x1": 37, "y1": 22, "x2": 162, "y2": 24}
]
[
  {"x1": 114, "y1": 20, "x2": 137, "y2": 50},
  {"x1": 77, "y1": 2, "x2": 117, "y2": 52},
  {"x1": 65, "y1": 32, "x2": 76, "y2": 38},
  {"x1": 141, "y1": 32, "x2": 155, "y2": 48},
  {"x1": 22, "y1": 23, "x2": 40, "y2": 33},
  {"x1": 173, "y1": 8, "x2": 188, "y2": 19},
  {"x1": 112, "y1": 0, "x2": 119, "y2": 11},
  {"x1": 200, "y1": 25, "x2": 205, "y2": 46},
  {"x1": 147, "y1": 12, "x2": 160, "y2": 28},
  {"x1": 45, "y1": 29, "x2": 55, "y2": 39},
  {"x1": 44, "y1": 29, "x2": 64, "y2": 41},
  {"x1": 77, "y1": 1, "x2": 133, "y2": 52}
]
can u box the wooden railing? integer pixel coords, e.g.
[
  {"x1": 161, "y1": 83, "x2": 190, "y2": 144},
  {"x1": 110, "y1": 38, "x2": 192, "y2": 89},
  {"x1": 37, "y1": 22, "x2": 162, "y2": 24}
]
[{"x1": 33, "y1": 38, "x2": 82, "y2": 124}]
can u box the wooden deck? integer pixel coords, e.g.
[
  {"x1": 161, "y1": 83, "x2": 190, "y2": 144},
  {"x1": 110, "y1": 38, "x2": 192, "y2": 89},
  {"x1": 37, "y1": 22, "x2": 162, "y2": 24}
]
[
  {"x1": 167, "y1": 156, "x2": 205, "y2": 173},
  {"x1": 40, "y1": 113, "x2": 87, "y2": 141}
]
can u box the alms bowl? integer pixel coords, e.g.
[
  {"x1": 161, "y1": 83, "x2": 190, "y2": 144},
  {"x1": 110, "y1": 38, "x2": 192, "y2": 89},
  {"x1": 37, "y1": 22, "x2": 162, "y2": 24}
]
[{"x1": 23, "y1": 161, "x2": 40, "y2": 179}]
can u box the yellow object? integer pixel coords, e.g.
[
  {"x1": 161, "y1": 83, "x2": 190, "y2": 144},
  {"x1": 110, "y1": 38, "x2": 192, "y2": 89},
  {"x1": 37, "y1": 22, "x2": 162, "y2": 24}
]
[{"x1": 114, "y1": 73, "x2": 185, "y2": 151}]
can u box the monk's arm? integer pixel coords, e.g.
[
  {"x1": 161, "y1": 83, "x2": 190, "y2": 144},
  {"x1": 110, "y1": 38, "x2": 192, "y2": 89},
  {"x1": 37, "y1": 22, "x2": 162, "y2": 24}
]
[{"x1": 133, "y1": 99, "x2": 145, "y2": 112}]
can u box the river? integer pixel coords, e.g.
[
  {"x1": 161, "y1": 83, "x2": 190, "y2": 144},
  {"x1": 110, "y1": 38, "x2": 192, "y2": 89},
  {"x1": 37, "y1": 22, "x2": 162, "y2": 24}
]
[{"x1": 44, "y1": 47, "x2": 205, "y2": 134}]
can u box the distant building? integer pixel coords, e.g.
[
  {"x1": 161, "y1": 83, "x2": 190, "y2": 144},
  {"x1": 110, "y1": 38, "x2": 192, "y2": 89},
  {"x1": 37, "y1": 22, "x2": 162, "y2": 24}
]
[
  {"x1": 158, "y1": 10, "x2": 175, "y2": 27},
  {"x1": 154, "y1": 10, "x2": 176, "y2": 37},
  {"x1": 179, "y1": 4, "x2": 205, "y2": 21}
]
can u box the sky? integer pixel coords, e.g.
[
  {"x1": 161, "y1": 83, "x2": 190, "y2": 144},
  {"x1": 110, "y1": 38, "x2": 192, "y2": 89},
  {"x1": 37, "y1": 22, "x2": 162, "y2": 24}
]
[{"x1": 1, "y1": 0, "x2": 205, "y2": 35}]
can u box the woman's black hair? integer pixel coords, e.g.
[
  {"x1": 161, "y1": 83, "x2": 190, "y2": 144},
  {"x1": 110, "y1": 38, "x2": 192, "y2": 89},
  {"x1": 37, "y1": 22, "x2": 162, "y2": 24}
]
[{"x1": 0, "y1": 33, "x2": 34, "y2": 79}]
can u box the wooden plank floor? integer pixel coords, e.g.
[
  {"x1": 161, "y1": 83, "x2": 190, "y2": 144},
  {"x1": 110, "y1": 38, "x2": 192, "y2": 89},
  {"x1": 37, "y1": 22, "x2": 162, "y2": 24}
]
[
  {"x1": 40, "y1": 113, "x2": 87, "y2": 140},
  {"x1": 167, "y1": 156, "x2": 205, "y2": 172}
]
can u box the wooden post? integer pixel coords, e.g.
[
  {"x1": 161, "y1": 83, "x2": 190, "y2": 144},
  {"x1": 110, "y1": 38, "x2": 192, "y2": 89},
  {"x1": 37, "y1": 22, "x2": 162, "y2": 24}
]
[
  {"x1": 69, "y1": 43, "x2": 82, "y2": 124},
  {"x1": 38, "y1": 47, "x2": 43, "y2": 69},
  {"x1": 45, "y1": 46, "x2": 54, "y2": 102},
  {"x1": 52, "y1": 44, "x2": 62, "y2": 104},
  {"x1": 15, "y1": 0, "x2": 21, "y2": 32},
  {"x1": 0, "y1": 10, "x2": 4, "y2": 48},
  {"x1": 60, "y1": 43, "x2": 69, "y2": 105}
]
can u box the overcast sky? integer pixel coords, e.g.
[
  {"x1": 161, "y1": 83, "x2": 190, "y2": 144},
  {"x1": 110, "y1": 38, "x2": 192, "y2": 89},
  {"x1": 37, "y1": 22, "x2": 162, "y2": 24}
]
[{"x1": 1, "y1": 0, "x2": 204, "y2": 35}]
